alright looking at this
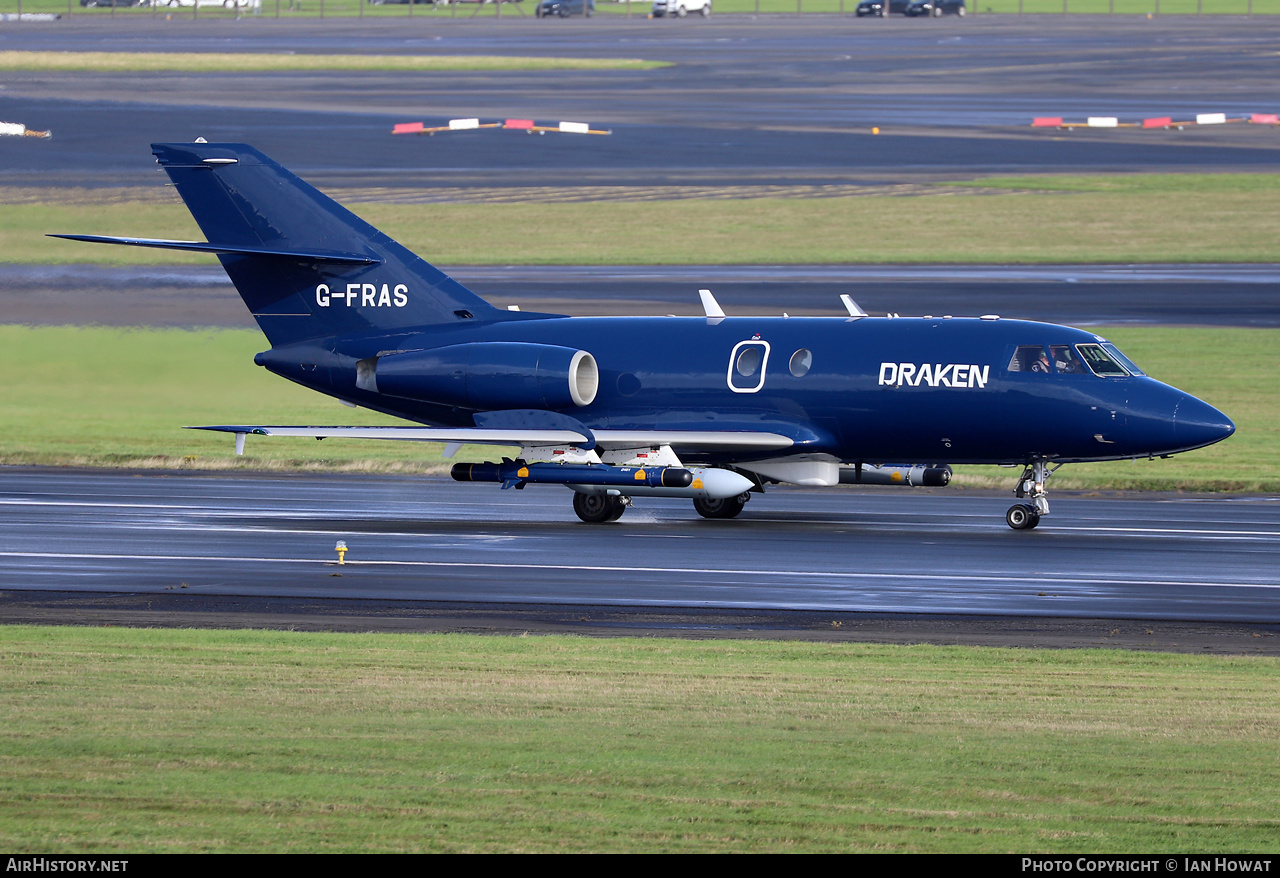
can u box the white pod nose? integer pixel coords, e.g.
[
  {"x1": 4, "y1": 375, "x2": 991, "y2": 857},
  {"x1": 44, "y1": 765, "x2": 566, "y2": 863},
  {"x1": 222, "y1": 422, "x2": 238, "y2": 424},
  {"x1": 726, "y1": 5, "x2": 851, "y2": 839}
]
[{"x1": 688, "y1": 467, "x2": 755, "y2": 500}]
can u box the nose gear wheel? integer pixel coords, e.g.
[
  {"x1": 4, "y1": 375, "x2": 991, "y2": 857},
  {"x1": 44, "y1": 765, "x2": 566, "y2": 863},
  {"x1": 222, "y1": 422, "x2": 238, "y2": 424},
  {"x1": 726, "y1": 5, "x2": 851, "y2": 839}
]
[{"x1": 1006, "y1": 459, "x2": 1061, "y2": 530}]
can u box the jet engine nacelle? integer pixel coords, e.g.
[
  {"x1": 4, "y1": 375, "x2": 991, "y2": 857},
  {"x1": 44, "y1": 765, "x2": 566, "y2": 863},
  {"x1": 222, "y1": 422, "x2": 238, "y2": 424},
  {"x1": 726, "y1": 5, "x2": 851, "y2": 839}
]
[{"x1": 368, "y1": 342, "x2": 599, "y2": 410}]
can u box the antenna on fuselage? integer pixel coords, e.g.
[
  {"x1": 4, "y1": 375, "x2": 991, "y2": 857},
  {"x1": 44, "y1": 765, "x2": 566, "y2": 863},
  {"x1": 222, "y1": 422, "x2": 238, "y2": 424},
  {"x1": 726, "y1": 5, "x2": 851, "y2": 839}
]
[
  {"x1": 840, "y1": 294, "x2": 867, "y2": 319},
  {"x1": 699, "y1": 289, "x2": 726, "y2": 319}
]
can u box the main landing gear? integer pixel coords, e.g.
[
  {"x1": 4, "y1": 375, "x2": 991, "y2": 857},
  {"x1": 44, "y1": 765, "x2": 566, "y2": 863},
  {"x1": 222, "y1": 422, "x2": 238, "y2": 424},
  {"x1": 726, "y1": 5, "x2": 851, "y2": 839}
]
[
  {"x1": 693, "y1": 492, "x2": 750, "y2": 520},
  {"x1": 572, "y1": 492, "x2": 628, "y2": 523},
  {"x1": 572, "y1": 490, "x2": 752, "y2": 523},
  {"x1": 1006, "y1": 459, "x2": 1061, "y2": 530}
]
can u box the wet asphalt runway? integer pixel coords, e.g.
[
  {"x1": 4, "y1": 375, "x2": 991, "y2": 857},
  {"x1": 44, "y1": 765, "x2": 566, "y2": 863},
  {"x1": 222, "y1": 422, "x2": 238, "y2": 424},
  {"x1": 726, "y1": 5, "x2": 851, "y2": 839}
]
[{"x1": 2, "y1": 470, "x2": 1279, "y2": 651}]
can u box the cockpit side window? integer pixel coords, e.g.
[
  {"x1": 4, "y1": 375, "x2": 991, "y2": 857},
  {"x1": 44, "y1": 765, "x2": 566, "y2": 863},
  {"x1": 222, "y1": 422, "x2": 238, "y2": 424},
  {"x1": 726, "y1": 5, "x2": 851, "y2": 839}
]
[
  {"x1": 1050, "y1": 345, "x2": 1086, "y2": 374},
  {"x1": 1102, "y1": 343, "x2": 1145, "y2": 376},
  {"x1": 1008, "y1": 345, "x2": 1050, "y2": 373},
  {"x1": 1076, "y1": 343, "x2": 1129, "y2": 376}
]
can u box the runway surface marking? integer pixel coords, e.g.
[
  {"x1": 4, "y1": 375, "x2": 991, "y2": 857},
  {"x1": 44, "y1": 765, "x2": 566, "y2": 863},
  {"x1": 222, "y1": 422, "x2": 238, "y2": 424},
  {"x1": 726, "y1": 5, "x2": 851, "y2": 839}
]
[
  {"x1": 7, "y1": 499, "x2": 1280, "y2": 539},
  {"x1": 3, "y1": 551, "x2": 1276, "y2": 591}
]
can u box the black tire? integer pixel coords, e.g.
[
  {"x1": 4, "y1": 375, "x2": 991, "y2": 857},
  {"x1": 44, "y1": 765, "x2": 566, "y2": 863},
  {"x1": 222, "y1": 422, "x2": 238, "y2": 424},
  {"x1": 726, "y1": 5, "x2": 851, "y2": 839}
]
[
  {"x1": 700, "y1": 1, "x2": 710, "y2": 14},
  {"x1": 573, "y1": 492, "x2": 622, "y2": 523},
  {"x1": 1005, "y1": 504, "x2": 1039, "y2": 530},
  {"x1": 676, "y1": 4, "x2": 686, "y2": 15},
  {"x1": 956, "y1": 4, "x2": 965, "y2": 13},
  {"x1": 694, "y1": 493, "x2": 747, "y2": 520}
]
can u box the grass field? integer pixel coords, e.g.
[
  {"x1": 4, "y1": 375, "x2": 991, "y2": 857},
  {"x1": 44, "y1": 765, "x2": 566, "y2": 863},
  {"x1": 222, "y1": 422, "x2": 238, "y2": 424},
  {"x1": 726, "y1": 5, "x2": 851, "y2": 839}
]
[
  {"x1": 18, "y1": 175, "x2": 1280, "y2": 266},
  {"x1": 2, "y1": 626, "x2": 1277, "y2": 853},
  {"x1": 0, "y1": 324, "x2": 1272, "y2": 489}
]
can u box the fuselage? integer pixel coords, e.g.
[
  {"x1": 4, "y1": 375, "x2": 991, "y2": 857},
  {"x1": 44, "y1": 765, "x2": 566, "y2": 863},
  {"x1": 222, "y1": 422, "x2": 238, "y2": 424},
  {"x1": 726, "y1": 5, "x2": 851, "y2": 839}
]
[{"x1": 255, "y1": 313, "x2": 1235, "y2": 467}]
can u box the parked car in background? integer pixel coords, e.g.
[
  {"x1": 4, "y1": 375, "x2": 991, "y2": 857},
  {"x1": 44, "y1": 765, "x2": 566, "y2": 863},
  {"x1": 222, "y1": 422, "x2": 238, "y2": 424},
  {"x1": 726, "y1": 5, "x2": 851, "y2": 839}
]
[
  {"x1": 652, "y1": 0, "x2": 710, "y2": 16},
  {"x1": 536, "y1": 0, "x2": 591, "y2": 14},
  {"x1": 855, "y1": 0, "x2": 909, "y2": 14},
  {"x1": 905, "y1": 0, "x2": 965, "y2": 14},
  {"x1": 80, "y1": 0, "x2": 147, "y2": 7}
]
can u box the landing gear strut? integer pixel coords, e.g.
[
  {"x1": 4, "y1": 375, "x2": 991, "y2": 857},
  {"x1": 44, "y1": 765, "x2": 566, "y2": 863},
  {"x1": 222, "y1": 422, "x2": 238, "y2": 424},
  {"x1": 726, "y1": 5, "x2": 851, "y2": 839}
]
[
  {"x1": 1006, "y1": 459, "x2": 1060, "y2": 530},
  {"x1": 573, "y1": 491, "x2": 627, "y2": 523},
  {"x1": 693, "y1": 492, "x2": 750, "y2": 519}
]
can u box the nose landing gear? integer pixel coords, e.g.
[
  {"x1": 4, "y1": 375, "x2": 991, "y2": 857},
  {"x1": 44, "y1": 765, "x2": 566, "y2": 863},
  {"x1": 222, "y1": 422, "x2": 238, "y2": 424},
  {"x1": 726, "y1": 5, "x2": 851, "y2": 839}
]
[{"x1": 1006, "y1": 459, "x2": 1061, "y2": 530}]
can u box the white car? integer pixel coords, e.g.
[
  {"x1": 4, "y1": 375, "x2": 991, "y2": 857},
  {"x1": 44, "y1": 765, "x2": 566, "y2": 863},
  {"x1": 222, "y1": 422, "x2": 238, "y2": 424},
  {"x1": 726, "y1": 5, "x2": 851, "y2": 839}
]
[{"x1": 652, "y1": 0, "x2": 709, "y2": 16}]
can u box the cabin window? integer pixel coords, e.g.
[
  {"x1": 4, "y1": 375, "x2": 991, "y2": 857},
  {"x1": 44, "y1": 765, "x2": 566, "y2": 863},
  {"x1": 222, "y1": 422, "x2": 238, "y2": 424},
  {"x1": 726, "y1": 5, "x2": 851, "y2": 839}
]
[
  {"x1": 736, "y1": 347, "x2": 762, "y2": 377},
  {"x1": 1076, "y1": 344, "x2": 1129, "y2": 376},
  {"x1": 789, "y1": 349, "x2": 813, "y2": 377},
  {"x1": 727, "y1": 340, "x2": 770, "y2": 393}
]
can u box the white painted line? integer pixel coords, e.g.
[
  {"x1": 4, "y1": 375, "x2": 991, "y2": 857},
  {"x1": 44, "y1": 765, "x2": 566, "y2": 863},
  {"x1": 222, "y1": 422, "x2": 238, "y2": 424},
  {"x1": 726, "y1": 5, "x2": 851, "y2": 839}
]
[
  {"x1": 2, "y1": 551, "x2": 1277, "y2": 591},
  {"x1": 8, "y1": 499, "x2": 1280, "y2": 538}
]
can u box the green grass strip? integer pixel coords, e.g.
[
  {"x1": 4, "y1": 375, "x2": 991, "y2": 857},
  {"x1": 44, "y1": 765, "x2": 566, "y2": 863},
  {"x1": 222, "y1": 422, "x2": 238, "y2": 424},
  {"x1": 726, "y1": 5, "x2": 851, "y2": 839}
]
[
  {"x1": 0, "y1": 49, "x2": 666, "y2": 72},
  {"x1": 2, "y1": 626, "x2": 1278, "y2": 852},
  {"x1": 20, "y1": 174, "x2": 1280, "y2": 264},
  {"x1": 0, "y1": 324, "x2": 1271, "y2": 490}
]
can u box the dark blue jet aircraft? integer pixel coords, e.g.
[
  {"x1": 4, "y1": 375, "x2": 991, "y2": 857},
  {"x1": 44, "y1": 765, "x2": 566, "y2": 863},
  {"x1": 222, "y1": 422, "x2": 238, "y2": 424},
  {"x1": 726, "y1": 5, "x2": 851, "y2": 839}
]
[{"x1": 54, "y1": 143, "x2": 1235, "y2": 529}]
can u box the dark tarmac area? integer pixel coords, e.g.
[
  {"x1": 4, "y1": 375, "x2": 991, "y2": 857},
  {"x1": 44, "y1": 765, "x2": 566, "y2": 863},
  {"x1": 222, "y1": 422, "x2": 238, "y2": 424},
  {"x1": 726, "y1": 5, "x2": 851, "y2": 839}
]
[
  {"x1": 3, "y1": 16, "x2": 1280, "y2": 189},
  {"x1": 5, "y1": 591, "x2": 1279, "y2": 656}
]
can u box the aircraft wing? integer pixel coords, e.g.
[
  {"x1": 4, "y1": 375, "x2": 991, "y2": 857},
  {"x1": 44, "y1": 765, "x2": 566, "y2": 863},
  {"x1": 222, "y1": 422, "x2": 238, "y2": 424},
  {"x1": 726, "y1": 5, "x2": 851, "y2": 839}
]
[
  {"x1": 189, "y1": 424, "x2": 796, "y2": 453},
  {"x1": 189, "y1": 425, "x2": 590, "y2": 445}
]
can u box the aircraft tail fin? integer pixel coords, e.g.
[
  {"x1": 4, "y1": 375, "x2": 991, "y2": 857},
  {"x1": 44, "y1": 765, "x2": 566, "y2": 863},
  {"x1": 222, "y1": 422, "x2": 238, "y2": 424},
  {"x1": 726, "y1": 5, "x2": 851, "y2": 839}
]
[{"x1": 73, "y1": 143, "x2": 505, "y2": 347}]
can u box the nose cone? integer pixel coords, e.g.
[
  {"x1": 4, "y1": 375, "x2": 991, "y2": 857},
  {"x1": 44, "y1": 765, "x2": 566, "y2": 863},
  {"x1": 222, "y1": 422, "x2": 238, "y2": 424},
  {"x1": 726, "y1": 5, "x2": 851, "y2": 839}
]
[{"x1": 1174, "y1": 395, "x2": 1235, "y2": 452}]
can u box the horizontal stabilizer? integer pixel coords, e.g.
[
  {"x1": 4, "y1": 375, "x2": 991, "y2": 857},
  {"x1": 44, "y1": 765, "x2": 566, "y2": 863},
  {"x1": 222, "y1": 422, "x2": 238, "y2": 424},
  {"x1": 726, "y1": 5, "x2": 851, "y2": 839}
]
[{"x1": 48, "y1": 234, "x2": 381, "y2": 265}]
